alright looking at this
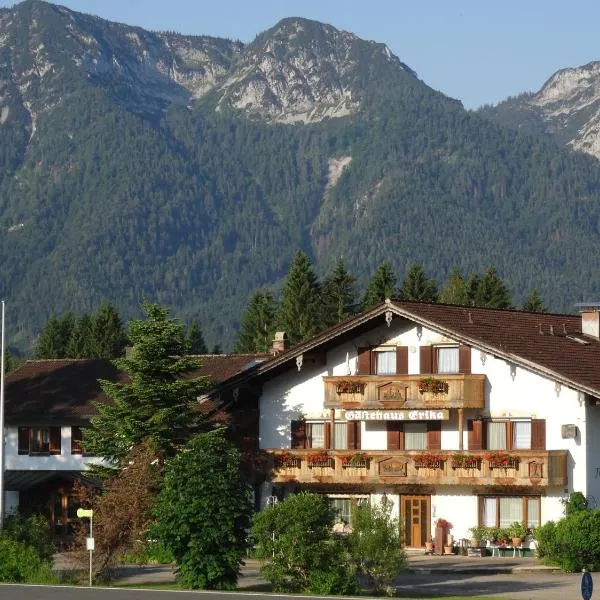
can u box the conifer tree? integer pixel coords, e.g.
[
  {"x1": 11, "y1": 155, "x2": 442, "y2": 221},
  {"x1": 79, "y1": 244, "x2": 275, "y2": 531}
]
[
  {"x1": 186, "y1": 321, "x2": 208, "y2": 354},
  {"x1": 35, "y1": 313, "x2": 75, "y2": 358},
  {"x1": 67, "y1": 313, "x2": 94, "y2": 358},
  {"x1": 85, "y1": 302, "x2": 212, "y2": 464},
  {"x1": 91, "y1": 302, "x2": 127, "y2": 359},
  {"x1": 211, "y1": 344, "x2": 222, "y2": 355},
  {"x1": 321, "y1": 259, "x2": 357, "y2": 327},
  {"x1": 276, "y1": 250, "x2": 322, "y2": 345},
  {"x1": 473, "y1": 267, "x2": 512, "y2": 309},
  {"x1": 466, "y1": 273, "x2": 481, "y2": 307},
  {"x1": 234, "y1": 290, "x2": 277, "y2": 353},
  {"x1": 362, "y1": 261, "x2": 397, "y2": 309},
  {"x1": 523, "y1": 289, "x2": 547, "y2": 313},
  {"x1": 439, "y1": 269, "x2": 469, "y2": 305},
  {"x1": 398, "y1": 264, "x2": 438, "y2": 302}
]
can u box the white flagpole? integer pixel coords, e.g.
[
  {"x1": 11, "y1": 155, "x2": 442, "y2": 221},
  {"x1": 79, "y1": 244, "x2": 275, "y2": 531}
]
[{"x1": 0, "y1": 300, "x2": 6, "y2": 529}]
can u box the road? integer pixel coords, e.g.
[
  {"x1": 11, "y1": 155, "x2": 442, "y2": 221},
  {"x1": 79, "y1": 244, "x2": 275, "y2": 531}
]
[{"x1": 0, "y1": 571, "x2": 588, "y2": 600}]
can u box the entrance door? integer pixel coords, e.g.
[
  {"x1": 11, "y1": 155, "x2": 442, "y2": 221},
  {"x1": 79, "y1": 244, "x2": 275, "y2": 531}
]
[{"x1": 401, "y1": 495, "x2": 430, "y2": 547}]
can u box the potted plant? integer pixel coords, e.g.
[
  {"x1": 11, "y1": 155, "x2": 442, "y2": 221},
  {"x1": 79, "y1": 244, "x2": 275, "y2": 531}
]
[
  {"x1": 307, "y1": 451, "x2": 332, "y2": 468},
  {"x1": 341, "y1": 452, "x2": 370, "y2": 468},
  {"x1": 508, "y1": 521, "x2": 527, "y2": 547},
  {"x1": 425, "y1": 538, "x2": 434, "y2": 554},
  {"x1": 468, "y1": 525, "x2": 487, "y2": 548}
]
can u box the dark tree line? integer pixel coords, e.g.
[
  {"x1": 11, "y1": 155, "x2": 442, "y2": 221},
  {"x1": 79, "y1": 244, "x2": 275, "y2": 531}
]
[{"x1": 235, "y1": 250, "x2": 547, "y2": 352}]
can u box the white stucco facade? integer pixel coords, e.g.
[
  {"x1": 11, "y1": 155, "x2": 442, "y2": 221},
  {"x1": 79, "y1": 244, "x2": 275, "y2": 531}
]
[{"x1": 258, "y1": 314, "x2": 591, "y2": 545}]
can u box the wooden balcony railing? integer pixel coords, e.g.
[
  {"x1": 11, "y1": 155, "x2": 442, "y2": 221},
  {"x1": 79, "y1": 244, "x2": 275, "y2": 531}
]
[
  {"x1": 323, "y1": 374, "x2": 485, "y2": 409},
  {"x1": 266, "y1": 449, "x2": 568, "y2": 487}
]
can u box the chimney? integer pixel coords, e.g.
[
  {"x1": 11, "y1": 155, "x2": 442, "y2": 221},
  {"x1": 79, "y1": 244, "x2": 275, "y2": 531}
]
[
  {"x1": 579, "y1": 304, "x2": 600, "y2": 340},
  {"x1": 271, "y1": 331, "x2": 289, "y2": 354}
]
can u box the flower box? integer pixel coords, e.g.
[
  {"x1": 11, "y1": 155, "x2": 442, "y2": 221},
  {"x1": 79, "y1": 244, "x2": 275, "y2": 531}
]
[
  {"x1": 418, "y1": 377, "x2": 449, "y2": 395},
  {"x1": 335, "y1": 381, "x2": 365, "y2": 394},
  {"x1": 485, "y1": 452, "x2": 520, "y2": 469},
  {"x1": 341, "y1": 452, "x2": 370, "y2": 469},
  {"x1": 451, "y1": 453, "x2": 482, "y2": 470},
  {"x1": 276, "y1": 452, "x2": 301, "y2": 469},
  {"x1": 413, "y1": 453, "x2": 445, "y2": 469},
  {"x1": 308, "y1": 452, "x2": 334, "y2": 468}
]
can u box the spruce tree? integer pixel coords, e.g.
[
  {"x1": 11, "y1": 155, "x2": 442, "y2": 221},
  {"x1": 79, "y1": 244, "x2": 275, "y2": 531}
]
[
  {"x1": 186, "y1": 321, "x2": 208, "y2": 354},
  {"x1": 85, "y1": 301, "x2": 212, "y2": 464},
  {"x1": 398, "y1": 264, "x2": 438, "y2": 302},
  {"x1": 276, "y1": 250, "x2": 322, "y2": 346},
  {"x1": 362, "y1": 261, "x2": 397, "y2": 309},
  {"x1": 439, "y1": 269, "x2": 469, "y2": 305},
  {"x1": 67, "y1": 313, "x2": 94, "y2": 358},
  {"x1": 473, "y1": 267, "x2": 512, "y2": 309},
  {"x1": 321, "y1": 259, "x2": 357, "y2": 327},
  {"x1": 234, "y1": 290, "x2": 277, "y2": 353},
  {"x1": 91, "y1": 302, "x2": 127, "y2": 359},
  {"x1": 211, "y1": 344, "x2": 222, "y2": 355},
  {"x1": 35, "y1": 314, "x2": 74, "y2": 358},
  {"x1": 523, "y1": 289, "x2": 547, "y2": 313}
]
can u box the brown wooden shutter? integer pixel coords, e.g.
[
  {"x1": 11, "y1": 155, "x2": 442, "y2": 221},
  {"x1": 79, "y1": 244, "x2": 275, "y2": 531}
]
[
  {"x1": 18, "y1": 427, "x2": 29, "y2": 455},
  {"x1": 468, "y1": 419, "x2": 483, "y2": 450},
  {"x1": 507, "y1": 421, "x2": 514, "y2": 451},
  {"x1": 531, "y1": 419, "x2": 546, "y2": 450},
  {"x1": 347, "y1": 422, "x2": 362, "y2": 450},
  {"x1": 420, "y1": 346, "x2": 433, "y2": 374},
  {"x1": 459, "y1": 344, "x2": 471, "y2": 374},
  {"x1": 427, "y1": 421, "x2": 442, "y2": 450},
  {"x1": 357, "y1": 347, "x2": 372, "y2": 375},
  {"x1": 291, "y1": 420, "x2": 307, "y2": 449},
  {"x1": 71, "y1": 427, "x2": 83, "y2": 455},
  {"x1": 324, "y1": 423, "x2": 331, "y2": 449},
  {"x1": 49, "y1": 427, "x2": 61, "y2": 455},
  {"x1": 396, "y1": 346, "x2": 409, "y2": 375},
  {"x1": 387, "y1": 421, "x2": 404, "y2": 450}
]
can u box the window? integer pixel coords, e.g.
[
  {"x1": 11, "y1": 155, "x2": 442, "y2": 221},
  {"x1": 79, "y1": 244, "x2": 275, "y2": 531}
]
[
  {"x1": 375, "y1": 349, "x2": 396, "y2": 375},
  {"x1": 404, "y1": 423, "x2": 427, "y2": 450},
  {"x1": 512, "y1": 421, "x2": 531, "y2": 450},
  {"x1": 329, "y1": 496, "x2": 369, "y2": 525},
  {"x1": 71, "y1": 427, "x2": 84, "y2": 455},
  {"x1": 481, "y1": 496, "x2": 540, "y2": 529},
  {"x1": 334, "y1": 423, "x2": 348, "y2": 450},
  {"x1": 487, "y1": 421, "x2": 508, "y2": 450},
  {"x1": 308, "y1": 423, "x2": 325, "y2": 448},
  {"x1": 437, "y1": 347, "x2": 459, "y2": 374},
  {"x1": 18, "y1": 427, "x2": 61, "y2": 455}
]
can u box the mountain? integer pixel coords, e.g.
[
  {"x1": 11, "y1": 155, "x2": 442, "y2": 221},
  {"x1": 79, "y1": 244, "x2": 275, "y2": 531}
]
[
  {"x1": 2, "y1": 0, "x2": 600, "y2": 351},
  {"x1": 479, "y1": 62, "x2": 600, "y2": 160}
]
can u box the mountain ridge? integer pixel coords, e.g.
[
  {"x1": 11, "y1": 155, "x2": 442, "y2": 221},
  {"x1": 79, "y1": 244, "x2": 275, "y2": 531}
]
[{"x1": 1, "y1": 1, "x2": 600, "y2": 351}]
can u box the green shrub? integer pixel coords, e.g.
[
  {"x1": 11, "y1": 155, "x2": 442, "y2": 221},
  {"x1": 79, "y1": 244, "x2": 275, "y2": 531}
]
[
  {"x1": 0, "y1": 538, "x2": 57, "y2": 583},
  {"x1": 536, "y1": 509, "x2": 600, "y2": 571},
  {"x1": 307, "y1": 566, "x2": 359, "y2": 595},
  {"x1": 0, "y1": 513, "x2": 54, "y2": 561},
  {"x1": 563, "y1": 491, "x2": 589, "y2": 516}
]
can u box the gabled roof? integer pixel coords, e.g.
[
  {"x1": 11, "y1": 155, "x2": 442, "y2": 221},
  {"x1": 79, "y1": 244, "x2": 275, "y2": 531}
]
[
  {"x1": 215, "y1": 300, "x2": 600, "y2": 398},
  {"x1": 5, "y1": 354, "x2": 268, "y2": 423}
]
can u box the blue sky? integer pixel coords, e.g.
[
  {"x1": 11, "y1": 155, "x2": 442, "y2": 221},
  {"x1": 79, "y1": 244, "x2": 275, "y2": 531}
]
[{"x1": 2, "y1": 0, "x2": 600, "y2": 108}]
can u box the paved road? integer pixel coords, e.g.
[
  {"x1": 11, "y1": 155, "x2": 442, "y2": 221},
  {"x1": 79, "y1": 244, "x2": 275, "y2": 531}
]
[{"x1": 0, "y1": 571, "x2": 588, "y2": 600}]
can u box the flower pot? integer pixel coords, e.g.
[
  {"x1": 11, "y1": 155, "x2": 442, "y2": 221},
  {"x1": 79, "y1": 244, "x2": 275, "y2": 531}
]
[
  {"x1": 511, "y1": 537, "x2": 522, "y2": 547},
  {"x1": 444, "y1": 545, "x2": 454, "y2": 555},
  {"x1": 425, "y1": 541, "x2": 434, "y2": 554}
]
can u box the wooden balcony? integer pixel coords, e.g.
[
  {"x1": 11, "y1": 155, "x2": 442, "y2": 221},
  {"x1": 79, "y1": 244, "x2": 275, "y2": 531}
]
[
  {"x1": 323, "y1": 374, "x2": 485, "y2": 410},
  {"x1": 266, "y1": 449, "x2": 568, "y2": 488}
]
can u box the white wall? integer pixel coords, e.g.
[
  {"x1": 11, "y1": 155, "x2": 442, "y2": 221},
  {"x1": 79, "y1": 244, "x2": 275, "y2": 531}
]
[
  {"x1": 4, "y1": 426, "x2": 105, "y2": 471},
  {"x1": 585, "y1": 402, "x2": 600, "y2": 504},
  {"x1": 258, "y1": 316, "x2": 584, "y2": 527}
]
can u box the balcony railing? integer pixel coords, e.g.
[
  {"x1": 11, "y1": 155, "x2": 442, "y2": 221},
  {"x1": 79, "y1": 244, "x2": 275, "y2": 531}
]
[
  {"x1": 266, "y1": 449, "x2": 568, "y2": 487},
  {"x1": 323, "y1": 374, "x2": 485, "y2": 409}
]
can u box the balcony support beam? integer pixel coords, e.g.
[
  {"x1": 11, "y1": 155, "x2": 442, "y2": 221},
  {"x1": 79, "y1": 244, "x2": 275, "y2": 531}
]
[
  {"x1": 458, "y1": 408, "x2": 464, "y2": 450},
  {"x1": 330, "y1": 408, "x2": 335, "y2": 449}
]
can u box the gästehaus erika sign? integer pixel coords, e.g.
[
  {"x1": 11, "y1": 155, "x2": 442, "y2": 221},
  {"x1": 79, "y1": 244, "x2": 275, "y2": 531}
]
[{"x1": 344, "y1": 409, "x2": 449, "y2": 421}]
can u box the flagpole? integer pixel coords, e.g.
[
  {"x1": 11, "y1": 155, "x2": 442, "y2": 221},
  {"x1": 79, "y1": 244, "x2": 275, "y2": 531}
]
[{"x1": 0, "y1": 300, "x2": 6, "y2": 529}]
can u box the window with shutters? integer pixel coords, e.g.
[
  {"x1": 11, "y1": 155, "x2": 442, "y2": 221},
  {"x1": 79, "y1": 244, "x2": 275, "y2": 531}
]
[
  {"x1": 308, "y1": 423, "x2": 325, "y2": 449},
  {"x1": 437, "y1": 347, "x2": 459, "y2": 374},
  {"x1": 18, "y1": 426, "x2": 62, "y2": 455},
  {"x1": 404, "y1": 423, "x2": 427, "y2": 450},
  {"x1": 375, "y1": 349, "x2": 396, "y2": 375},
  {"x1": 474, "y1": 419, "x2": 545, "y2": 451},
  {"x1": 335, "y1": 423, "x2": 348, "y2": 450},
  {"x1": 480, "y1": 495, "x2": 541, "y2": 528}
]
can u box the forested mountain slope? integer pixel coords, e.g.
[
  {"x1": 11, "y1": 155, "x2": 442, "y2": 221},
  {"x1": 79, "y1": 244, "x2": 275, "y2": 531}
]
[{"x1": 1, "y1": 0, "x2": 600, "y2": 350}]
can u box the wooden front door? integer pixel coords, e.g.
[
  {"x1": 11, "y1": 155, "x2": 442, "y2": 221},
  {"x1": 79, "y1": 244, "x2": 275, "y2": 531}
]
[{"x1": 401, "y1": 495, "x2": 430, "y2": 547}]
